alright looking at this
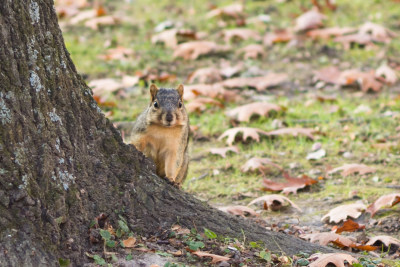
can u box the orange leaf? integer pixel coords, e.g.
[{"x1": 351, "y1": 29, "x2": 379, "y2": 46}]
[
  {"x1": 262, "y1": 172, "x2": 317, "y2": 195},
  {"x1": 192, "y1": 251, "x2": 230, "y2": 264},
  {"x1": 334, "y1": 219, "x2": 365, "y2": 234},
  {"x1": 366, "y1": 193, "x2": 400, "y2": 217},
  {"x1": 309, "y1": 253, "x2": 358, "y2": 267},
  {"x1": 226, "y1": 102, "x2": 282, "y2": 122},
  {"x1": 122, "y1": 236, "x2": 136, "y2": 248}
]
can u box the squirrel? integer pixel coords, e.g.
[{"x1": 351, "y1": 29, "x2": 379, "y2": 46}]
[{"x1": 128, "y1": 84, "x2": 189, "y2": 186}]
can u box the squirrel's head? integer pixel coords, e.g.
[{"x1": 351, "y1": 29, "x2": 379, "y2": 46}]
[{"x1": 147, "y1": 84, "x2": 188, "y2": 127}]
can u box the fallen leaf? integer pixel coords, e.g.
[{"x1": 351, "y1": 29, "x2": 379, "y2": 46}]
[
  {"x1": 209, "y1": 146, "x2": 239, "y2": 158},
  {"x1": 98, "y1": 46, "x2": 134, "y2": 61},
  {"x1": 219, "y1": 64, "x2": 243, "y2": 78},
  {"x1": 192, "y1": 251, "x2": 230, "y2": 264},
  {"x1": 334, "y1": 33, "x2": 374, "y2": 49},
  {"x1": 321, "y1": 203, "x2": 366, "y2": 223},
  {"x1": 307, "y1": 27, "x2": 356, "y2": 39},
  {"x1": 240, "y1": 157, "x2": 282, "y2": 174},
  {"x1": 301, "y1": 232, "x2": 356, "y2": 246},
  {"x1": 187, "y1": 67, "x2": 223, "y2": 84},
  {"x1": 238, "y1": 44, "x2": 265, "y2": 59},
  {"x1": 338, "y1": 69, "x2": 383, "y2": 92},
  {"x1": 88, "y1": 78, "x2": 124, "y2": 95},
  {"x1": 186, "y1": 97, "x2": 223, "y2": 113},
  {"x1": 358, "y1": 22, "x2": 397, "y2": 43},
  {"x1": 334, "y1": 219, "x2": 365, "y2": 234},
  {"x1": 222, "y1": 29, "x2": 261, "y2": 43},
  {"x1": 218, "y1": 205, "x2": 258, "y2": 217},
  {"x1": 222, "y1": 73, "x2": 288, "y2": 91},
  {"x1": 314, "y1": 66, "x2": 342, "y2": 84},
  {"x1": 218, "y1": 127, "x2": 268, "y2": 146},
  {"x1": 248, "y1": 194, "x2": 302, "y2": 212},
  {"x1": 301, "y1": 233, "x2": 377, "y2": 251},
  {"x1": 151, "y1": 29, "x2": 198, "y2": 49},
  {"x1": 84, "y1": 16, "x2": 119, "y2": 30},
  {"x1": 122, "y1": 237, "x2": 136, "y2": 248},
  {"x1": 308, "y1": 253, "x2": 358, "y2": 267},
  {"x1": 263, "y1": 29, "x2": 294, "y2": 46},
  {"x1": 262, "y1": 172, "x2": 317, "y2": 195},
  {"x1": 265, "y1": 127, "x2": 316, "y2": 140},
  {"x1": 171, "y1": 225, "x2": 191, "y2": 235},
  {"x1": 69, "y1": 9, "x2": 97, "y2": 25},
  {"x1": 206, "y1": 3, "x2": 244, "y2": 21},
  {"x1": 366, "y1": 235, "x2": 400, "y2": 248},
  {"x1": 226, "y1": 102, "x2": 282, "y2": 122},
  {"x1": 173, "y1": 41, "x2": 230, "y2": 60},
  {"x1": 328, "y1": 163, "x2": 376, "y2": 177},
  {"x1": 375, "y1": 64, "x2": 398, "y2": 84},
  {"x1": 294, "y1": 7, "x2": 326, "y2": 32},
  {"x1": 366, "y1": 193, "x2": 400, "y2": 217}
]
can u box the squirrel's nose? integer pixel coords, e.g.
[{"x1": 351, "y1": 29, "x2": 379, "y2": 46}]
[{"x1": 166, "y1": 113, "x2": 173, "y2": 122}]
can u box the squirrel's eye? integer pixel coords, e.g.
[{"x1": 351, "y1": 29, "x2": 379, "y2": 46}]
[
  {"x1": 153, "y1": 101, "x2": 158, "y2": 108},
  {"x1": 178, "y1": 101, "x2": 182, "y2": 108}
]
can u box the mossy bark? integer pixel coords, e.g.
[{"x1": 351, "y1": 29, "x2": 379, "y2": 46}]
[{"x1": 0, "y1": 1, "x2": 336, "y2": 266}]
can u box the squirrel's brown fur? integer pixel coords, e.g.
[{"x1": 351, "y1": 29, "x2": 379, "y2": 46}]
[{"x1": 129, "y1": 84, "x2": 189, "y2": 185}]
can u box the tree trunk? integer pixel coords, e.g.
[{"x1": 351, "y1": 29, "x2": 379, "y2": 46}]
[{"x1": 0, "y1": 1, "x2": 335, "y2": 266}]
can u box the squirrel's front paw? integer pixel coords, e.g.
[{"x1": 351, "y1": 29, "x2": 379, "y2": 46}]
[{"x1": 163, "y1": 176, "x2": 180, "y2": 188}]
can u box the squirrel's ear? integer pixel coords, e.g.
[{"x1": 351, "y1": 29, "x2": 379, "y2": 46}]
[
  {"x1": 176, "y1": 84, "x2": 184, "y2": 99},
  {"x1": 150, "y1": 84, "x2": 159, "y2": 101}
]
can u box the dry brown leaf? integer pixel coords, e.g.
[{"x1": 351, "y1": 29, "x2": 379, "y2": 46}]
[
  {"x1": 184, "y1": 84, "x2": 240, "y2": 102},
  {"x1": 366, "y1": 235, "x2": 400, "y2": 248},
  {"x1": 321, "y1": 203, "x2": 366, "y2": 223},
  {"x1": 358, "y1": 22, "x2": 397, "y2": 43},
  {"x1": 238, "y1": 44, "x2": 265, "y2": 59},
  {"x1": 187, "y1": 68, "x2": 223, "y2": 84},
  {"x1": 265, "y1": 127, "x2": 315, "y2": 140},
  {"x1": 314, "y1": 66, "x2": 342, "y2": 84},
  {"x1": 171, "y1": 225, "x2": 191, "y2": 235},
  {"x1": 84, "y1": 16, "x2": 119, "y2": 30},
  {"x1": 151, "y1": 29, "x2": 198, "y2": 49},
  {"x1": 222, "y1": 73, "x2": 288, "y2": 91},
  {"x1": 173, "y1": 41, "x2": 230, "y2": 60},
  {"x1": 218, "y1": 205, "x2": 258, "y2": 217},
  {"x1": 328, "y1": 163, "x2": 376, "y2": 177},
  {"x1": 226, "y1": 102, "x2": 282, "y2": 122},
  {"x1": 334, "y1": 33, "x2": 374, "y2": 49},
  {"x1": 209, "y1": 146, "x2": 239, "y2": 158},
  {"x1": 262, "y1": 172, "x2": 317, "y2": 195},
  {"x1": 69, "y1": 9, "x2": 97, "y2": 24},
  {"x1": 219, "y1": 64, "x2": 243, "y2": 78},
  {"x1": 218, "y1": 127, "x2": 268, "y2": 146},
  {"x1": 301, "y1": 233, "x2": 377, "y2": 251},
  {"x1": 186, "y1": 97, "x2": 223, "y2": 113},
  {"x1": 334, "y1": 219, "x2": 365, "y2": 234},
  {"x1": 222, "y1": 29, "x2": 261, "y2": 43},
  {"x1": 98, "y1": 46, "x2": 134, "y2": 61},
  {"x1": 241, "y1": 157, "x2": 282, "y2": 174},
  {"x1": 366, "y1": 193, "x2": 400, "y2": 217},
  {"x1": 294, "y1": 7, "x2": 326, "y2": 32},
  {"x1": 338, "y1": 69, "x2": 383, "y2": 92},
  {"x1": 122, "y1": 236, "x2": 136, "y2": 248},
  {"x1": 307, "y1": 27, "x2": 356, "y2": 39},
  {"x1": 192, "y1": 251, "x2": 230, "y2": 264},
  {"x1": 375, "y1": 64, "x2": 398, "y2": 84},
  {"x1": 308, "y1": 253, "x2": 358, "y2": 267},
  {"x1": 301, "y1": 232, "x2": 356, "y2": 246},
  {"x1": 263, "y1": 29, "x2": 294, "y2": 46},
  {"x1": 206, "y1": 3, "x2": 244, "y2": 20},
  {"x1": 248, "y1": 194, "x2": 302, "y2": 212},
  {"x1": 89, "y1": 78, "x2": 124, "y2": 95}
]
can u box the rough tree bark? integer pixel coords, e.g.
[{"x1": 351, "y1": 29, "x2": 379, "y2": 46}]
[{"x1": 0, "y1": 1, "x2": 335, "y2": 266}]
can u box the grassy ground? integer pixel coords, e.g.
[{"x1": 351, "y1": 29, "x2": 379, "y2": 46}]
[{"x1": 60, "y1": 0, "x2": 400, "y2": 265}]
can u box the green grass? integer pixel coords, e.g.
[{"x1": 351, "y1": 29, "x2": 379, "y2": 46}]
[{"x1": 62, "y1": 0, "x2": 400, "y2": 242}]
